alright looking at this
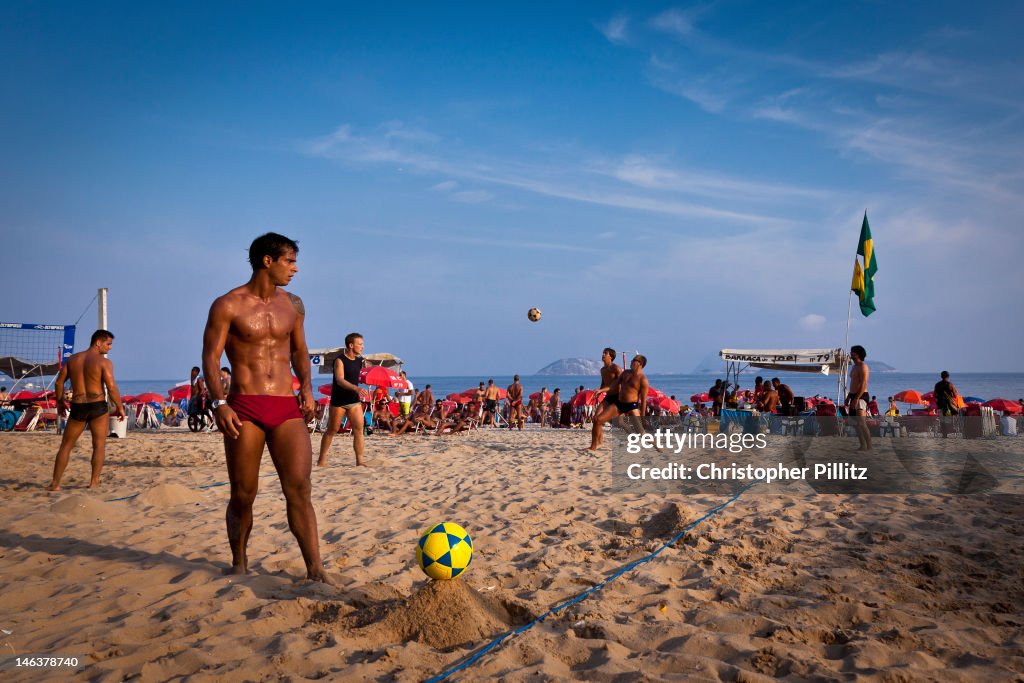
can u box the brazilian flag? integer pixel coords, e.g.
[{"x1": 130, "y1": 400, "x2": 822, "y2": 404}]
[{"x1": 850, "y1": 212, "x2": 877, "y2": 316}]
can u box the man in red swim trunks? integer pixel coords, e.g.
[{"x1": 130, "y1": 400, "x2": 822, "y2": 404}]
[{"x1": 202, "y1": 232, "x2": 330, "y2": 583}]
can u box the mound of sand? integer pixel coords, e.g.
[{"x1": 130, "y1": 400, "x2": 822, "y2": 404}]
[
  {"x1": 335, "y1": 580, "x2": 533, "y2": 651},
  {"x1": 134, "y1": 483, "x2": 205, "y2": 507},
  {"x1": 50, "y1": 493, "x2": 129, "y2": 521}
]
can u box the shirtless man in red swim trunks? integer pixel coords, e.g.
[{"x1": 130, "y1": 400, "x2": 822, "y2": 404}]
[
  {"x1": 506, "y1": 375, "x2": 524, "y2": 430},
  {"x1": 202, "y1": 232, "x2": 330, "y2": 583}
]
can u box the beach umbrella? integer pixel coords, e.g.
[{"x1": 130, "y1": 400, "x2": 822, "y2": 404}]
[
  {"x1": 963, "y1": 396, "x2": 985, "y2": 404},
  {"x1": 10, "y1": 390, "x2": 40, "y2": 400},
  {"x1": 689, "y1": 393, "x2": 710, "y2": 403},
  {"x1": 121, "y1": 395, "x2": 139, "y2": 404},
  {"x1": 655, "y1": 397, "x2": 681, "y2": 413},
  {"x1": 571, "y1": 389, "x2": 603, "y2": 407},
  {"x1": 893, "y1": 390, "x2": 926, "y2": 405},
  {"x1": 318, "y1": 384, "x2": 332, "y2": 396},
  {"x1": 316, "y1": 396, "x2": 331, "y2": 406},
  {"x1": 167, "y1": 383, "x2": 192, "y2": 401},
  {"x1": 446, "y1": 393, "x2": 471, "y2": 404},
  {"x1": 646, "y1": 387, "x2": 666, "y2": 400},
  {"x1": 529, "y1": 391, "x2": 551, "y2": 401},
  {"x1": 359, "y1": 366, "x2": 408, "y2": 389},
  {"x1": 982, "y1": 398, "x2": 1022, "y2": 414},
  {"x1": 135, "y1": 392, "x2": 165, "y2": 404}
]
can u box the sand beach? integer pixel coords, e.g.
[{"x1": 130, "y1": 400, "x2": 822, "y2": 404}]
[{"x1": 1, "y1": 427, "x2": 1022, "y2": 681}]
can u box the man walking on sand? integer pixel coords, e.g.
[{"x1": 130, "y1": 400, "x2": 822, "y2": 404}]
[
  {"x1": 202, "y1": 232, "x2": 330, "y2": 583},
  {"x1": 48, "y1": 329, "x2": 125, "y2": 490},
  {"x1": 846, "y1": 345, "x2": 871, "y2": 452},
  {"x1": 318, "y1": 332, "x2": 367, "y2": 467}
]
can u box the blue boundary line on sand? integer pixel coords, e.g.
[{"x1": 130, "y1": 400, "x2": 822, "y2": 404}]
[
  {"x1": 103, "y1": 473, "x2": 278, "y2": 502},
  {"x1": 424, "y1": 481, "x2": 760, "y2": 683}
]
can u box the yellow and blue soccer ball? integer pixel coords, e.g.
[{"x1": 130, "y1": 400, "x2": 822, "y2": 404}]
[{"x1": 416, "y1": 522, "x2": 473, "y2": 580}]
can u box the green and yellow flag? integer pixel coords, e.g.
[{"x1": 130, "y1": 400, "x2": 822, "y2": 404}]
[{"x1": 851, "y1": 211, "x2": 877, "y2": 316}]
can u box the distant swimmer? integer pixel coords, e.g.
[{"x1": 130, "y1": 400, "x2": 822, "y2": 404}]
[
  {"x1": 202, "y1": 232, "x2": 329, "y2": 582},
  {"x1": 318, "y1": 333, "x2": 367, "y2": 467},
  {"x1": 588, "y1": 347, "x2": 622, "y2": 450},
  {"x1": 48, "y1": 330, "x2": 125, "y2": 490},
  {"x1": 845, "y1": 345, "x2": 871, "y2": 452},
  {"x1": 506, "y1": 375, "x2": 524, "y2": 430}
]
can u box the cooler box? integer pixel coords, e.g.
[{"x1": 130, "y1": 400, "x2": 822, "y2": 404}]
[{"x1": 109, "y1": 416, "x2": 128, "y2": 438}]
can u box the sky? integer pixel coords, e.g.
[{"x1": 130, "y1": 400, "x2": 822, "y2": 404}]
[{"x1": 2, "y1": 1, "x2": 1022, "y2": 379}]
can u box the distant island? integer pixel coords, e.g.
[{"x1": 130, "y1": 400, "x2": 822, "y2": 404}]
[{"x1": 535, "y1": 358, "x2": 603, "y2": 375}]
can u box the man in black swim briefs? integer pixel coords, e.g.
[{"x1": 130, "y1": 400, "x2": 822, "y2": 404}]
[
  {"x1": 48, "y1": 329, "x2": 125, "y2": 490},
  {"x1": 589, "y1": 347, "x2": 622, "y2": 451}
]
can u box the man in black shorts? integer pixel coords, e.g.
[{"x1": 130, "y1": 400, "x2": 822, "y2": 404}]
[
  {"x1": 48, "y1": 330, "x2": 125, "y2": 490},
  {"x1": 318, "y1": 332, "x2": 366, "y2": 466},
  {"x1": 589, "y1": 347, "x2": 622, "y2": 451}
]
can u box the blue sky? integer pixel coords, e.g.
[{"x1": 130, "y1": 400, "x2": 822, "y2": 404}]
[{"x1": 2, "y1": 2, "x2": 1022, "y2": 379}]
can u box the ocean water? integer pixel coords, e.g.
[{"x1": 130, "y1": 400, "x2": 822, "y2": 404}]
[{"x1": 108, "y1": 373, "x2": 1024, "y2": 404}]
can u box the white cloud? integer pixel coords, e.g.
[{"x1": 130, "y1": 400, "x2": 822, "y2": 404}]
[
  {"x1": 799, "y1": 314, "x2": 827, "y2": 332},
  {"x1": 451, "y1": 190, "x2": 494, "y2": 203},
  {"x1": 431, "y1": 180, "x2": 458, "y2": 192},
  {"x1": 597, "y1": 15, "x2": 629, "y2": 44}
]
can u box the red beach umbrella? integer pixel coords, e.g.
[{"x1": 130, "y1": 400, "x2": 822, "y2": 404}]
[
  {"x1": 893, "y1": 390, "x2": 927, "y2": 405},
  {"x1": 529, "y1": 391, "x2": 551, "y2": 401},
  {"x1": 316, "y1": 396, "x2": 331, "y2": 406},
  {"x1": 10, "y1": 390, "x2": 40, "y2": 400},
  {"x1": 646, "y1": 387, "x2": 666, "y2": 400},
  {"x1": 135, "y1": 392, "x2": 165, "y2": 404},
  {"x1": 318, "y1": 384, "x2": 332, "y2": 396},
  {"x1": 446, "y1": 393, "x2": 471, "y2": 404},
  {"x1": 168, "y1": 383, "x2": 192, "y2": 401},
  {"x1": 655, "y1": 397, "x2": 680, "y2": 413},
  {"x1": 359, "y1": 366, "x2": 408, "y2": 389},
  {"x1": 690, "y1": 393, "x2": 710, "y2": 403},
  {"x1": 982, "y1": 398, "x2": 1022, "y2": 414},
  {"x1": 572, "y1": 390, "x2": 603, "y2": 407},
  {"x1": 121, "y1": 395, "x2": 139, "y2": 404}
]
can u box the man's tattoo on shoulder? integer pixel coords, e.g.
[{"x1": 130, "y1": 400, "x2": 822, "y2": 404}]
[{"x1": 288, "y1": 293, "x2": 305, "y2": 315}]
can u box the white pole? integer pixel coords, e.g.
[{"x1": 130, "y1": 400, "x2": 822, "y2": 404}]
[
  {"x1": 840, "y1": 284, "x2": 854, "y2": 404},
  {"x1": 98, "y1": 288, "x2": 109, "y2": 331}
]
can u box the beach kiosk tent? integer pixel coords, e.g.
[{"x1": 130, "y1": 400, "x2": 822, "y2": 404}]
[
  {"x1": 718, "y1": 348, "x2": 849, "y2": 401},
  {"x1": 308, "y1": 348, "x2": 404, "y2": 375}
]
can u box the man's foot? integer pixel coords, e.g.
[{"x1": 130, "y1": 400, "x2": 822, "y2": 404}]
[
  {"x1": 87, "y1": 480, "x2": 101, "y2": 489},
  {"x1": 45, "y1": 482, "x2": 61, "y2": 491},
  {"x1": 316, "y1": 458, "x2": 327, "y2": 467},
  {"x1": 306, "y1": 568, "x2": 334, "y2": 584},
  {"x1": 224, "y1": 564, "x2": 249, "y2": 576}
]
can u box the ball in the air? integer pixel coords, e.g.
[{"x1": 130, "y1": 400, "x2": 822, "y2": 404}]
[
  {"x1": 416, "y1": 522, "x2": 474, "y2": 580},
  {"x1": 527, "y1": 307, "x2": 542, "y2": 322}
]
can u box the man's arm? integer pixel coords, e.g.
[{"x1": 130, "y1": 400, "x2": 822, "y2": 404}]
[
  {"x1": 203, "y1": 296, "x2": 243, "y2": 437},
  {"x1": 102, "y1": 358, "x2": 125, "y2": 418},
  {"x1": 54, "y1": 363, "x2": 69, "y2": 416},
  {"x1": 639, "y1": 376, "x2": 649, "y2": 416},
  {"x1": 287, "y1": 293, "x2": 315, "y2": 418}
]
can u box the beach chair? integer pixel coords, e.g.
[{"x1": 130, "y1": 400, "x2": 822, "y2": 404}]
[
  {"x1": 14, "y1": 405, "x2": 41, "y2": 432},
  {"x1": 878, "y1": 416, "x2": 904, "y2": 437}
]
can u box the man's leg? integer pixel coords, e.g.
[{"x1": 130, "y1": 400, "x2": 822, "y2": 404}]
[
  {"x1": 224, "y1": 423, "x2": 266, "y2": 574},
  {"x1": 346, "y1": 406, "x2": 365, "y2": 465},
  {"x1": 48, "y1": 418, "x2": 88, "y2": 490},
  {"x1": 86, "y1": 413, "x2": 110, "y2": 488},
  {"x1": 589, "y1": 403, "x2": 620, "y2": 450},
  {"x1": 317, "y1": 406, "x2": 343, "y2": 467},
  {"x1": 265, "y1": 418, "x2": 330, "y2": 583}
]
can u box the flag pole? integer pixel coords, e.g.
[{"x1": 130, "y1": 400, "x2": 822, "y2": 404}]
[{"x1": 840, "y1": 284, "x2": 855, "y2": 404}]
